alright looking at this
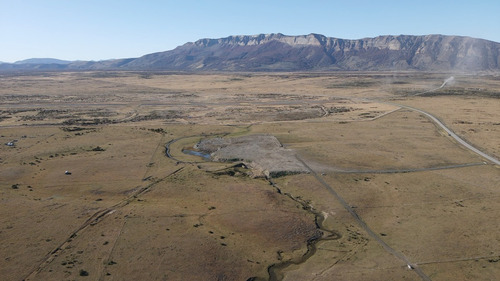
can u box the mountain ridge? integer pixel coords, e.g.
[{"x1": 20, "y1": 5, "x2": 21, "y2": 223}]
[
  {"x1": 2, "y1": 33, "x2": 499, "y2": 72},
  {"x1": 14, "y1": 58, "x2": 73, "y2": 65}
]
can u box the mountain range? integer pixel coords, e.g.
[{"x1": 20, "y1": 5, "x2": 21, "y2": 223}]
[{"x1": 2, "y1": 33, "x2": 500, "y2": 72}]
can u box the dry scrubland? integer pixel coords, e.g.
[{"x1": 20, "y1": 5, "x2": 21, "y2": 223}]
[{"x1": 0, "y1": 71, "x2": 499, "y2": 281}]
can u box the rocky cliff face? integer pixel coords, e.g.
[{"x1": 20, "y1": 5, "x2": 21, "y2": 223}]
[
  {"x1": 122, "y1": 33, "x2": 500, "y2": 71},
  {"x1": 2, "y1": 34, "x2": 499, "y2": 72},
  {"x1": 122, "y1": 33, "x2": 332, "y2": 71},
  {"x1": 322, "y1": 34, "x2": 500, "y2": 71}
]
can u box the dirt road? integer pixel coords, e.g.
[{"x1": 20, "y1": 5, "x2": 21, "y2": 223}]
[
  {"x1": 389, "y1": 103, "x2": 500, "y2": 166},
  {"x1": 295, "y1": 156, "x2": 433, "y2": 281}
]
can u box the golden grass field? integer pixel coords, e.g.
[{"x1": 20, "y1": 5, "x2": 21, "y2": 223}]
[{"x1": 1, "y1": 71, "x2": 499, "y2": 280}]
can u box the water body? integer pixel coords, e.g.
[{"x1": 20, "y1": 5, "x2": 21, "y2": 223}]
[{"x1": 182, "y1": 149, "x2": 211, "y2": 160}]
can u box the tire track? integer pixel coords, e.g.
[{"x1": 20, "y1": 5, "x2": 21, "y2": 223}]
[
  {"x1": 329, "y1": 162, "x2": 487, "y2": 174},
  {"x1": 23, "y1": 167, "x2": 184, "y2": 281},
  {"x1": 141, "y1": 132, "x2": 166, "y2": 180}
]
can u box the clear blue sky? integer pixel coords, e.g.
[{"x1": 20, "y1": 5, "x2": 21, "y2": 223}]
[{"x1": 1, "y1": 0, "x2": 499, "y2": 62}]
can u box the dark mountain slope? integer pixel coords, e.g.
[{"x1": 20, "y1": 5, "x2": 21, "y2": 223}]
[
  {"x1": 121, "y1": 33, "x2": 500, "y2": 71},
  {"x1": 2, "y1": 33, "x2": 499, "y2": 71}
]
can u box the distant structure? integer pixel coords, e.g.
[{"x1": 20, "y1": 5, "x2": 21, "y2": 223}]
[{"x1": 5, "y1": 140, "x2": 16, "y2": 146}]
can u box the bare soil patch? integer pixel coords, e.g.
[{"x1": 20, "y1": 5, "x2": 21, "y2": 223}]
[{"x1": 195, "y1": 134, "x2": 307, "y2": 177}]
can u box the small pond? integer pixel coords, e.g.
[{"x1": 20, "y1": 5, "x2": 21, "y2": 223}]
[{"x1": 182, "y1": 149, "x2": 211, "y2": 160}]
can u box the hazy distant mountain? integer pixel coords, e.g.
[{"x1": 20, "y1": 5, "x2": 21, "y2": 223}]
[
  {"x1": 67, "y1": 58, "x2": 135, "y2": 70},
  {"x1": 2, "y1": 34, "x2": 500, "y2": 72},
  {"x1": 14, "y1": 58, "x2": 73, "y2": 65}
]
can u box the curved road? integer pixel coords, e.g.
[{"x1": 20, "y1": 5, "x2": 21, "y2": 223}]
[
  {"x1": 388, "y1": 102, "x2": 500, "y2": 166},
  {"x1": 300, "y1": 84, "x2": 498, "y2": 281}
]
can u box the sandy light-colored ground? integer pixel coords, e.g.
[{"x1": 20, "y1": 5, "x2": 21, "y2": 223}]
[{"x1": 1, "y1": 71, "x2": 499, "y2": 281}]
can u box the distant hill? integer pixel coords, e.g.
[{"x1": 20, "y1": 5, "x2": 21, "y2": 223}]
[
  {"x1": 14, "y1": 58, "x2": 73, "y2": 65},
  {"x1": 2, "y1": 34, "x2": 500, "y2": 72}
]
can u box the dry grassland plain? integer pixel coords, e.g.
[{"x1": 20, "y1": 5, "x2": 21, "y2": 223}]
[{"x1": 0, "y1": 71, "x2": 499, "y2": 281}]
